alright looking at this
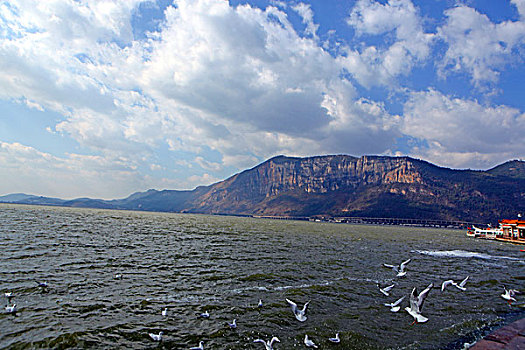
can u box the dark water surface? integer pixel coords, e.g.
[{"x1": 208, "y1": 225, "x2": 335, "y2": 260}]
[{"x1": 1, "y1": 204, "x2": 524, "y2": 349}]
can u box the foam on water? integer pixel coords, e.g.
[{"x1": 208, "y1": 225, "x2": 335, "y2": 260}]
[{"x1": 415, "y1": 249, "x2": 520, "y2": 261}]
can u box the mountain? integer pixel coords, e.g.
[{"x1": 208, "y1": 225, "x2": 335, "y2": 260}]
[{"x1": 2, "y1": 155, "x2": 524, "y2": 223}]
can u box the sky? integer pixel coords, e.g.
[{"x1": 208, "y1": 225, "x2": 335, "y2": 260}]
[{"x1": 1, "y1": 0, "x2": 524, "y2": 199}]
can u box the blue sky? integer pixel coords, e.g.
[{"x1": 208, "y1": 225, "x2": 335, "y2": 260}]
[{"x1": 1, "y1": 0, "x2": 524, "y2": 199}]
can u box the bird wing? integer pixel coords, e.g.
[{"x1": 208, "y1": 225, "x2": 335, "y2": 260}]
[
  {"x1": 441, "y1": 280, "x2": 454, "y2": 291},
  {"x1": 409, "y1": 287, "x2": 418, "y2": 312},
  {"x1": 301, "y1": 300, "x2": 310, "y2": 313},
  {"x1": 400, "y1": 259, "x2": 411, "y2": 271},
  {"x1": 458, "y1": 276, "x2": 469, "y2": 288},
  {"x1": 286, "y1": 298, "x2": 298, "y2": 313},
  {"x1": 417, "y1": 283, "x2": 433, "y2": 311},
  {"x1": 392, "y1": 296, "x2": 405, "y2": 307},
  {"x1": 269, "y1": 337, "x2": 280, "y2": 346},
  {"x1": 383, "y1": 263, "x2": 396, "y2": 269},
  {"x1": 384, "y1": 284, "x2": 395, "y2": 292}
]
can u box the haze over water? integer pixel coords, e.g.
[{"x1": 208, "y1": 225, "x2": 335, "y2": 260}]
[{"x1": 1, "y1": 204, "x2": 524, "y2": 349}]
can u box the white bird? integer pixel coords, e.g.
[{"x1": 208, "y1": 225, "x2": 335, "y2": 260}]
[
  {"x1": 304, "y1": 334, "x2": 318, "y2": 348},
  {"x1": 148, "y1": 331, "x2": 163, "y2": 341},
  {"x1": 227, "y1": 319, "x2": 237, "y2": 329},
  {"x1": 442, "y1": 276, "x2": 469, "y2": 291},
  {"x1": 5, "y1": 292, "x2": 13, "y2": 303},
  {"x1": 405, "y1": 283, "x2": 433, "y2": 324},
  {"x1": 378, "y1": 283, "x2": 395, "y2": 296},
  {"x1": 258, "y1": 299, "x2": 263, "y2": 308},
  {"x1": 5, "y1": 304, "x2": 17, "y2": 315},
  {"x1": 115, "y1": 274, "x2": 122, "y2": 280},
  {"x1": 383, "y1": 258, "x2": 411, "y2": 277},
  {"x1": 199, "y1": 310, "x2": 210, "y2": 318},
  {"x1": 286, "y1": 298, "x2": 309, "y2": 322},
  {"x1": 328, "y1": 333, "x2": 340, "y2": 343},
  {"x1": 253, "y1": 336, "x2": 280, "y2": 350},
  {"x1": 162, "y1": 308, "x2": 168, "y2": 316},
  {"x1": 36, "y1": 281, "x2": 48, "y2": 288},
  {"x1": 384, "y1": 296, "x2": 405, "y2": 312},
  {"x1": 501, "y1": 285, "x2": 520, "y2": 304},
  {"x1": 189, "y1": 341, "x2": 204, "y2": 350}
]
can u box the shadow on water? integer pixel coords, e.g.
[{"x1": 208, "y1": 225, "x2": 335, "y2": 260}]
[{"x1": 0, "y1": 204, "x2": 524, "y2": 349}]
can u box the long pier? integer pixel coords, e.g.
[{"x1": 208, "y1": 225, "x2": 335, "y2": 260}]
[{"x1": 252, "y1": 215, "x2": 483, "y2": 229}]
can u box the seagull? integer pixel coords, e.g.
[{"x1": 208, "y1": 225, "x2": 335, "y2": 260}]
[
  {"x1": 36, "y1": 281, "x2": 48, "y2": 288},
  {"x1": 148, "y1": 331, "x2": 163, "y2": 341},
  {"x1": 5, "y1": 304, "x2": 17, "y2": 315},
  {"x1": 384, "y1": 296, "x2": 405, "y2": 312},
  {"x1": 405, "y1": 283, "x2": 433, "y2": 324},
  {"x1": 501, "y1": 285, "x2": 520, "y2": 304},
  {"x1": 442, "y1": 276, "x2": 469, "y2": 291},
  {"x1": 115, "y1": 274, "x2": 122, "y2": 280},
  {"x1": 258, "y1": 299, "x2": 263, "y2": 308},
  {"x1": 304, "y1": 334, "x2": 318, "y2": 348},
  {"x1": 189, "y1": 341, "x2": 204, "y2": 350},
  {"x1": 227, "y1": 319, "x2": 237, "y2": 329},
  {"x1": 328, "y1": 333, "x2": 340, "y2": 343},
  {"x1": 162, "y1": 308, "x2": 168, "y2": 316},
  {"x1": 5, "y1": 292, "x2": 13, "y2": 303},
  {"x1": 286, "y1": 298, "x2": 309, "y2": 322},
  {"x1": 199, "y1": 310, "x2": 210, "y2": 318},
  {"x1": 383, "y1": 259, "x2": 411, "y2": 277},
  {"x1": 253, "y1": 336, "x2": 280, "y2": 350},
  {"x1": 378, "y1": 283, "x2": 395, "y2": 296}
]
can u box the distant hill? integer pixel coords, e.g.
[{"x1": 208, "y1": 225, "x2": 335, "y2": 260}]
[{"x1": 2, "y1": 155, "x2": 524, "y2": 223}]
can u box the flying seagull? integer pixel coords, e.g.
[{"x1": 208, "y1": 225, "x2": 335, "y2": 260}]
[
  {"x1": 4, "y1": 292, "x2": 13, "y2": 303},
  {"x1": 162, "y1": 308, "x2": 168, "y2": 316},
  {"x1": 148, "y1": 331, "x2": 163, "y2": 341},
  {"x1": 441, "y1": 276, "x2": 469, "y2": 291},
  {"x1": 258, "y1": 299, "x2": 263, "y2": 308},
  {"x1": 501, "y1": 285, "x2": 520, "y2": 305},
  {"x1": 383, "y1": 259, "x2": 411, "y2": 277},
  {"x1": 328, "y1": 333, "x2": 340, "y2": 343},
  {"x1": 378, "y1": 283, "x2": 395, "y2": 296},
  {"x1": 227, "y1": 319, "x2": 237, "y2": 329},
  {"x1": 304, "y1": 334, "x2": 318, "y2": 348},
  {"x1": 189, "y1": 341, "x2": 204, "y2": 350},
  {"x1": 5, "y1": 304, "x2": 17, "y2": 315},
  {"x1": 198, "y1": 310, "x2": 210, "y2": 318},
  {"x1": 253, "y1": 336, "x2": 280, "y2": 350},
  {"x1": 384, "y1": 296, "x2": 405, "y2": 312},
  {"x1": 405, "y1": 283, "x2": 433, "y2": 324},
  {"x1": 286, "y1": 298, "x2": 309, "y2": 322}
]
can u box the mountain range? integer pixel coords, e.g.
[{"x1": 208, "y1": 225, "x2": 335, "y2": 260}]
[{"x1": 1, "y1": 155, "x2": 524, "y2": 223}]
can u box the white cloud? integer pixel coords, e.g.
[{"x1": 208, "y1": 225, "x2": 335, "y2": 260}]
[
  {"x1": 437, "y1": 4, "x2": 525, "y2": 86},
  {"x1": 402, "y1": 89, "x2": 525, "y2": 168},
  {"x1": 0, "y1": 141, "x2": 148, "y2": 199},
  {"x1": 341, "y1": 0, "x2": 434, "y2": 88},
  {"x1": 292, "y1": 3, "x2": 319, "y2": 39}
]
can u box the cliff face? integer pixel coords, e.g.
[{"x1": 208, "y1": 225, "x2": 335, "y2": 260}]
[{"x1": 186, "y1": 155, "x2": 524, "y2": 221}]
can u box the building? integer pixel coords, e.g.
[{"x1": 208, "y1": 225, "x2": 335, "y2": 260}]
[{"x1": 499, "y1": 219, "x2": 525, "y2": 242}]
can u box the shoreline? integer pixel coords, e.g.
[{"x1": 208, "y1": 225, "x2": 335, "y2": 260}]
[{"x1": 470, "y1": 317, "x2": 525, "y2": 349}]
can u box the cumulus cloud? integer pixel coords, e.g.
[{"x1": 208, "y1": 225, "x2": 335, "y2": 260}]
[
  {"x1": 0, "y1": 141, "x2": 148, "y2": 199},
  {"x1": 437, "y1": 4, "x2": 525, "y2": 86},
  {"x1": 341, "y1": 0, "x2": 434, "y2": 88},
  {"x1": 402, "y1": 89, "x2": 525, "y2": 168}
]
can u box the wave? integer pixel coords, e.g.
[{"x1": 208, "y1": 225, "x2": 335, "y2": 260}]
[{"x1": 415, "y1": 249, "x2": 520, "y2": 261}]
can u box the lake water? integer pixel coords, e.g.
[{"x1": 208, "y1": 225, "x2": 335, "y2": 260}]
[{"x1": 1, "y1": 204, "x2": 524, "y2": 349}]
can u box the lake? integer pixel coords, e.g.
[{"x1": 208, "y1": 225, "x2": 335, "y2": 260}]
[{"x1": 0, "y1": 204, "x2": 524, "y2": 349}]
